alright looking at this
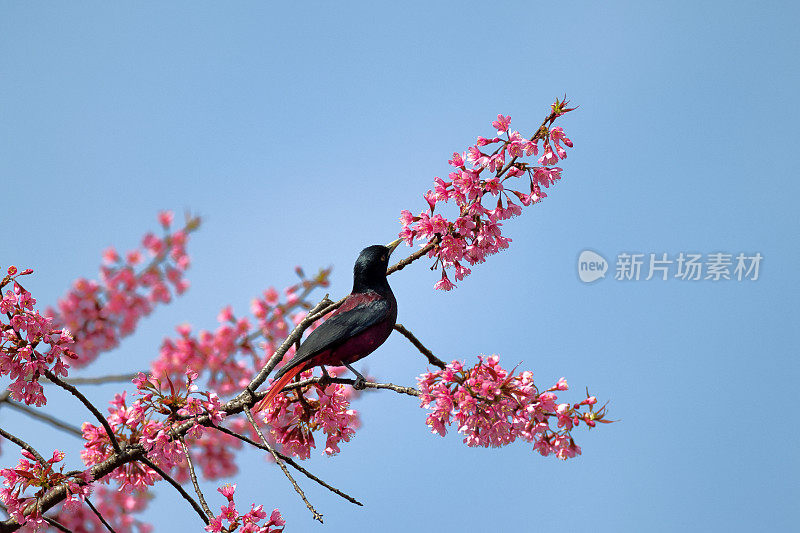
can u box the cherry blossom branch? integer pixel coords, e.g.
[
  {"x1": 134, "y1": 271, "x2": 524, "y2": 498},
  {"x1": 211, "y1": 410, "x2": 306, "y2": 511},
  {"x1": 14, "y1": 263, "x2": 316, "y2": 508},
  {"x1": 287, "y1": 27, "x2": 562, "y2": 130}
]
[
  {"x1": 175, "y1": 434, "x2": 213, "y2": 519},
  {"x1": 0, "y1": 395, "x2": 83, "y2": 437},
  {"x1": 243, "y1": 405, "x2": 323, "y2": 523},
  {"x1": 42, "y1": 369, "x2": 121, "y2": 453},
  {"x1": 84, "y1": 498, "x2": 115, "y2": 533},
  {"x1": 0, "y1": 427, "x2": 47, "y2": 466},
  {"x1": 386, "y1": 239, "x2": 438, "y2": 275},
  {"x1": 392, "y1": 323, "x2": 447, "y2": 369},
  {"x1": 208, "y1": 423, "x2": 363, "y2": 507},
  {"x1": 137, "y1": 456, "x2": 209, "y2": 526}
]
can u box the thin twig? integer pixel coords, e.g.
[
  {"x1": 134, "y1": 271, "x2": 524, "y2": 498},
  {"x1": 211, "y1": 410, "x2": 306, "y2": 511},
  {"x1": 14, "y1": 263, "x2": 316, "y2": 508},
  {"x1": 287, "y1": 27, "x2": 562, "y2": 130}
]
[
  {"x1": 209, "y1": 422, "x2": 363, "y2": 506},
  {"x1": 0, "y1": 427, "x2": 47, "y2": 465},
  {"x1": 84, "y1": 498, "x2": 116, "y2": 533},
  {"x1": 42, "y1": 369, "x2": 121, "y2": 453},
  {"x1": 41, "y1": 515, "x2": 72, "y2": 533},
  {"x1": 387, "y1": 240, "x2": 438, "y2": 275},
  {"x1": 284, "y1": 376, "x2": 420, "y2": 397},
  {"x1": 0, "y1": 397, "x2": 83, "y2": 437},
  {"x1": 58, "y1": 373, "x2": 141, "y2": 386},
  {"x1": 393, "y1": 324, "x2": 447, "y2": 369},
  {"x1": 138, "y1": 456, "x2": 209, "y2": 525},
  {"x1": 175, "y1": 433, "x2": 213, "y2": 519},
  {"x1": 243, "y1": 406, "x2": 323, "y2": 523}
]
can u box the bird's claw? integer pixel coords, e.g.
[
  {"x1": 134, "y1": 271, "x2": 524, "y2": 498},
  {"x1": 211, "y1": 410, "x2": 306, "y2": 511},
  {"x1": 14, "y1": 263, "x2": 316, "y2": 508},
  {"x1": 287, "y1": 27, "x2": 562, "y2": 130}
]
[{"x1": 353, "y1": 377, "x2": 366, "y2": 390}]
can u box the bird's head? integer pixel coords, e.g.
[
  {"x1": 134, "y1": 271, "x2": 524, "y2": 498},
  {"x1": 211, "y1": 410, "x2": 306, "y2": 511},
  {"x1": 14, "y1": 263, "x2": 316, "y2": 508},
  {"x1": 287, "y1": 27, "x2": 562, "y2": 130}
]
[{"x1": 352, "y1": 239, "x2": 402, "y2": 292}]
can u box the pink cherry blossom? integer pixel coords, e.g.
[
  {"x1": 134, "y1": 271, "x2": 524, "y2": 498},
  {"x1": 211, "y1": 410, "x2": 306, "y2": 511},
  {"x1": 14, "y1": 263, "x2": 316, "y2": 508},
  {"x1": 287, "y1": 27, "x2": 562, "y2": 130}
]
[
  {"x1": 396, "y1": 101, "x2": 576, "y2": 290},
  {"x1": 492, "y1": 114, "x2": 511, "y2": 134},
  {"x1": 44, "y1": 212, "x2": 200, "y2": 367},
  {"x1": 418, "y1": 355, "x2": 609, "y2": 458}
]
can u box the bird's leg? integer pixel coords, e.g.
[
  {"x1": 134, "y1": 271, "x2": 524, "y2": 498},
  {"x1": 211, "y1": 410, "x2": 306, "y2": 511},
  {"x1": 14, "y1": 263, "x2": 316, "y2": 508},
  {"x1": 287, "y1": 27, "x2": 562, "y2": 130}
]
[
  {"x1": 294, "y1": 373, "x2": 311, "y2": 410},
  {"x1": 320, "y1": 366, "x2": 330, "y2": 384},
  {"x1": 343, "y1": 363, "x2": 366, "y2": 390}
]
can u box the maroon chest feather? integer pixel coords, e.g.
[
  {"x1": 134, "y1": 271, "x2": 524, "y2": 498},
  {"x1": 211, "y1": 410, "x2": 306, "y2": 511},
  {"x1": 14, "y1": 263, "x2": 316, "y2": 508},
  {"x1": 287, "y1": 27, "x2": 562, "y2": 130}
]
[{"x1": 309, "y1": 290, "x2": 397, "y2": 368}]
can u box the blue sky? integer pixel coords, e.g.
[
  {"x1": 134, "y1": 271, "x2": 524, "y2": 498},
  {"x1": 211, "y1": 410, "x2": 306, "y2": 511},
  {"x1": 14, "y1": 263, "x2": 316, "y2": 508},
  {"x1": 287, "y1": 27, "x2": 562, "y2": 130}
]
[{"x1": 1, "y1": 1, "x2": 798, "y2": 531}]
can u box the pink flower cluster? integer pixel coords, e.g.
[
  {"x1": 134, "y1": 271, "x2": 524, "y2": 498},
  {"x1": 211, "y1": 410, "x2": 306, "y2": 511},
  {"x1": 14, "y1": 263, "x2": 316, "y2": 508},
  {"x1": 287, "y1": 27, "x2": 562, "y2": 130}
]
[
  {"x1": 152, "y1": 267, "x2": 331, "y2": 397},
  {"x1": 418, "y1": 355, "x2": 609, "y2": 459},
  {"x1": 1, "y1": 267, "x2": 75, "y2": 406},
  {"x1": 46, "y1": 212, "x2": 199, "y2": 367},
  {"x1": 82, "y1": 369, "x2": 230, "y2": 491},
  {"x1": 262, "y1": 367, "x2": 361, "y2": 459},
  {"x1": 399, "y1": 99, "x2": 576, "y2": 289},
  {"x1": 0, "y1": 449, "x2": 92, "y2": 531},
  {"x1": 81, "y1": 392, "x2": 171, "y2": 491},
  {"x1": 205, "y1": 483, "x2": 284, "y2": 533}
]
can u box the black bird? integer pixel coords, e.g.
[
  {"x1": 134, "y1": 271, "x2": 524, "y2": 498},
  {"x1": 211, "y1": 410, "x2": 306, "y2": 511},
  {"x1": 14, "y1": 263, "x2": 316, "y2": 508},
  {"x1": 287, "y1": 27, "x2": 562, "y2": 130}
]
[{"x1": 253, "y1": 239, "x2": 402, "y2": 411}]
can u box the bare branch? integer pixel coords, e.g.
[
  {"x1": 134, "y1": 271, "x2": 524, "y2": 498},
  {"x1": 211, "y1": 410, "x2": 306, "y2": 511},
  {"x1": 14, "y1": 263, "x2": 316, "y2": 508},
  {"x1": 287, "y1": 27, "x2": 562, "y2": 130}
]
[
  {"x1": 209, "y1": 422, "x2": 363, "y2": 507},
  {"x1": 175, "y1": 434, "x2": 213, "y2": 519},
  {"x1": 41, "y1": 515, "x2": 73, "y2": 533},
  {"x1": 229, "y1": 425, "x2": 359, "y2": 506},
  {"x1": 243, "y1": 406, "x2": 323, "y2": 523},
  {"x1": 0, "y1": 396, "x2": 83, "y2": 437},
  {"x1": 42, "y1": 369, "x2": 121, "y2": 453},
  {"x1": 138, "y1": 456, "x2": 209, "y2": 525},
  {"x1": 58, "y1": 373, "x2": 141, "y2": 386},
  {"x1": 283, "y1": 376, "x2": 420, "y2": 397},
  {"x1": 387, "y1": 239, "x2": 438, "y2": 275},
  {"x1": 393, "y1": 323, "x2": 447, "y2": 369},
  {"x1": 84, "y1": 498, "x2": 116, "y2": 533},
  {"x1": 0, "y1": 427, "x2": 47, "y2": 465}
]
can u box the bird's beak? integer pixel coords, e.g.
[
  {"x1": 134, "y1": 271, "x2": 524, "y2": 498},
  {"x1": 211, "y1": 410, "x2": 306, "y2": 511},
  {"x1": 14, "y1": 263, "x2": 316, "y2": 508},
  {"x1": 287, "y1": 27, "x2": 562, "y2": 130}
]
[{"x1": 386, "y1": 238, "x2": 402, "y2": 256}]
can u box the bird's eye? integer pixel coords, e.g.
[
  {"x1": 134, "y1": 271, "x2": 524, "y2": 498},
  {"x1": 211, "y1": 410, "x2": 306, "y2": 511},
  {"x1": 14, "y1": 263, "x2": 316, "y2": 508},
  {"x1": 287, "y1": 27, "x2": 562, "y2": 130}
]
[{"x1": 381, "y1": 255, "x2": 387, "y2": 262}]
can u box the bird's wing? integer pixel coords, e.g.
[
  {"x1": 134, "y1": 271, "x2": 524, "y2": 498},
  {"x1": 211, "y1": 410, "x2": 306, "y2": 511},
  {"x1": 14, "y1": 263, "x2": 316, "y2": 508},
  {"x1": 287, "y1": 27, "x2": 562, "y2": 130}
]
[{"x1": 274, "y1": 294, "x2": 392, "y2": 378}]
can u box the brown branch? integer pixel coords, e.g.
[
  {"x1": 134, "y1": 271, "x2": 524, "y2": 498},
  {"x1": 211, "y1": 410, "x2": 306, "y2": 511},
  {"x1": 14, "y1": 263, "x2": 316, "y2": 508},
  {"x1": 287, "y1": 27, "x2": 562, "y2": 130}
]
[
  {"x1": 243, "y1": 406, "x2": 323, "y2": 523},
  {"x1": 59, "y1": 373, "x2": 141, "y2": 386},
  {"x1": 41, "y1": 515, "x2": 72, "y2": 533},
  {"x1": 42, "y1": 369, "x2": 121, "y2": 453},
  {"x1": 283, "y1": 376, "x2": 420, "y2": 397},
  {"x1": 175, "y1": 434, "x2": 213, "y2": 519},
  {"x1": 0, "y1": 396, "x2": 83, "y2": 437},
  {"x1": 84, "y1": 498, "x2": 116, "y2": 533},
  {"x1": 209, "y1": 423, "x2": 362, "y2": 507},
  {"x1": 138, "y1": 456, "x2": 209, "y2": 526},
  {"x1": 393, "y1": 323, "x2": 447, "y2": 369},
  {"x1": 0, "y1": 427, "x2": 47, "y2": 466},
  {"x1": 387, "y1": 240, "x2": 438, "y2": 276}
]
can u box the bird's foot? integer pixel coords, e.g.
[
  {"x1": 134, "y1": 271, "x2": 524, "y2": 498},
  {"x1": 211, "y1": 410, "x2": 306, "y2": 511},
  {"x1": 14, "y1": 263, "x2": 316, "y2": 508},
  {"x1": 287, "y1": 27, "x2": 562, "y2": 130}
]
[
  {"x1": 344, "y1": 362, "x2": 367, "y2": 390},
  {"x1": 320, "y1": 366, "x2": 331, "y2": 384}
]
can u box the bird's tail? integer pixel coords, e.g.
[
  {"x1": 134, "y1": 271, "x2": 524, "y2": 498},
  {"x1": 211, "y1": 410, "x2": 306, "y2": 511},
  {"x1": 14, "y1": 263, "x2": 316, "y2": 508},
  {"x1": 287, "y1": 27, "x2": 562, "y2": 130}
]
[{"x1": 252, "y1": 365, "x2": 304, "y2": 413}]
